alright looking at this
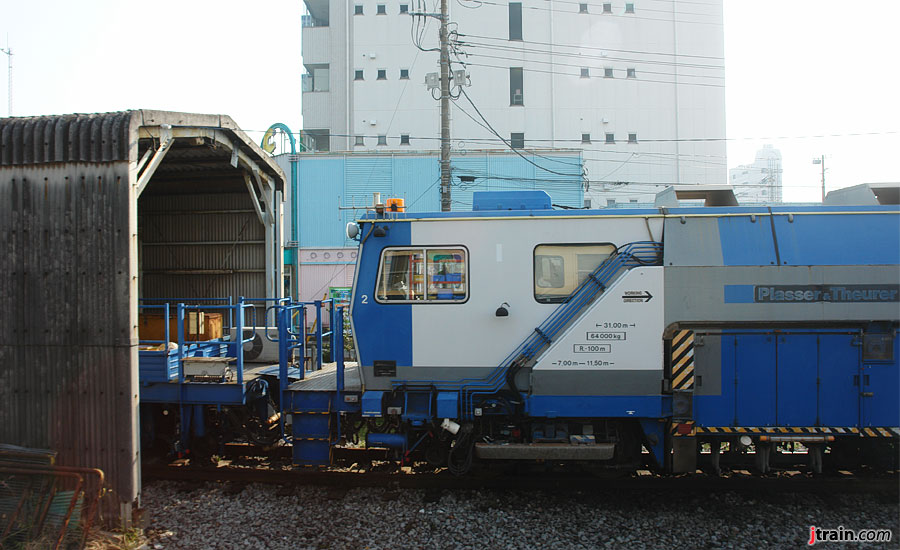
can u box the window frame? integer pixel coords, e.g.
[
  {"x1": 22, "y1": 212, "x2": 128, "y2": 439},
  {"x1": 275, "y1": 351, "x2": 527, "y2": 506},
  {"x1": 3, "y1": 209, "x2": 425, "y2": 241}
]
[
  {"x1": 627, "y1": 68, "x2": 636, "y2": 79},
  {"x1": 377, "y1": 134, "x2": 387, "y2": 146},
  {"x1": 377, "y1": 69, "x2": 387, "y2": 80},
  {"x1": 510, "y1": 132, "x2": 525, "y2": 149},
  {"x1": 581, "y1": 133, "x2": 591, "y2": 144},
  {"x1": 604, "y1": 67, "x2": 614, "y2": 78},
  {"x1": 400, "y1": 134, "x2": 411, "y2": 145},
  {"x1": 580, "y1": 67, "x2": 590, "y2": 78},
  {"x1": 605, "y1": 133, "x2": 615, "y2": 144},
  {"x1": 603, "y1": 2, "x2": 612, "y2": 13},
  {"x1": 628, "y1": 133, "x2": 638, "y2": 144},
  {"x1": 400, "y1": 3, "x2": 409, "y2": 13},
  {"x1": 509, "y1": 67, "x2": 524, "y2": 105},
  {"x1": 625, "y1": 3, "x2": 635, "y2": 13},
  {"x1": 354, "y1": 135, "x2": 365, "y2": 146},
  {"x1": 354, "y1": 69, "x2": 364, "y2": 81},
  {"x1": 509, "y1": 2, "x2": 523, "y2": 40},
  {"x1": 399, "y1": 68, "x2": 410, "y2": 79},
  {"x1": 376, "y1": 4, "x2": 386, "y2": 14},
  {"x1": 533, "y1": 242, "x2": 618, "y2": 304},
  {"x1": 579, "y1": 3, "x2": 588, "y2": 13},
  {"x1": 354, "y1": 4, "x2": 364, "y2": 15},
  {"x1": 375, "y1": 246, "x2": 470, "y2": 304}
]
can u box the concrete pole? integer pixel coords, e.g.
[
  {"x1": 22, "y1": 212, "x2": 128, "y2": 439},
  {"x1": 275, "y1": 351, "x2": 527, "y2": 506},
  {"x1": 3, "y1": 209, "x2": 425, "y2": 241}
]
[{"x1": 439, "y1": 0, "x2": 451, "y2": 212}]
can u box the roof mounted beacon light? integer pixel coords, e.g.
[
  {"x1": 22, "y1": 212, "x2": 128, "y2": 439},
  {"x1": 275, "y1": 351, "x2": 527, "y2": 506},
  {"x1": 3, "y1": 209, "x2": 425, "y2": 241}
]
[{"x1": 386, "y1": 198, "x2": 405, "y2": 212}]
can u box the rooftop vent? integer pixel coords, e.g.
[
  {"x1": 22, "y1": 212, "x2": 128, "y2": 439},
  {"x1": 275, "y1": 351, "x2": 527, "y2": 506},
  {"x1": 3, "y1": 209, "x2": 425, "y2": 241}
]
[{"x1": 472, "y1": 190, "x2": 552, "y2": 211}]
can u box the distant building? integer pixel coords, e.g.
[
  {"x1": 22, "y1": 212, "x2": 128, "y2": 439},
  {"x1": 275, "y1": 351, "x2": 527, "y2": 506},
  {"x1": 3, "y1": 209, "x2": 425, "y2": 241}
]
[
  {"x1": 300, "y1": 0, "x2": 727, "y2": 205},
  {"x1": 729, "y1": 145, "x2": 783, "y2": 204}
]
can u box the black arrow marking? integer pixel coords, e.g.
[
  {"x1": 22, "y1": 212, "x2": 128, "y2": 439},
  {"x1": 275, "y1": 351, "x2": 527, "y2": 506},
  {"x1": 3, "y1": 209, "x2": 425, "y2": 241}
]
[{"x1": 622, "y1": 291, "x2": 653, "y2": 302}]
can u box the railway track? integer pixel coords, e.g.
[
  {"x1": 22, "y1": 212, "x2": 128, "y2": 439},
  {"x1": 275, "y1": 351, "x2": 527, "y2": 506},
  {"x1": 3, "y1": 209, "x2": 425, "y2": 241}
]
[{"x1": 142, "y1": 446, "x2": 899, "y2": 496}]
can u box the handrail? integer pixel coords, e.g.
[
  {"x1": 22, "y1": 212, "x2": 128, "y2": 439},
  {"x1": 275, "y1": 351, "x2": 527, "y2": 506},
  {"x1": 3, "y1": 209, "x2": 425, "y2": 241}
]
[
  {"x1": 387, "y1": 241, "x2": 663, "y2": 418},
  {"x1": 139, "y1": 298, "x2": 254, "y2": 385}
]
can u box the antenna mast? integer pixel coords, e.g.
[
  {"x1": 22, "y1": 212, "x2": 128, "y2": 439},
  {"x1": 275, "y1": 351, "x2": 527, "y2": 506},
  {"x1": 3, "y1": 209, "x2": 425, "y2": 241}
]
[{"x1": 1, "y1": 39, "x2": 11, "y2": 116}]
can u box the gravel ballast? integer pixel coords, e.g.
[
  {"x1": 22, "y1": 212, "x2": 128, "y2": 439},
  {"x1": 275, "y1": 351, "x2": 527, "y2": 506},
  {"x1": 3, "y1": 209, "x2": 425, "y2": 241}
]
[{"x1": 141, "y1": 481, "x2": 899, "y2": 549}]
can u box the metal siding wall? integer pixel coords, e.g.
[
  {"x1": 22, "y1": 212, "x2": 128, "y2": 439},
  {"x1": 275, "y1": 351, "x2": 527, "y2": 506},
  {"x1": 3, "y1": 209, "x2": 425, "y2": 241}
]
[
  {"x1": 345, "y1": 156, "x2": 393, "y2": 201},
  {"x1": 392, "y1": 156, "x2": 441, "y2": 212},
  {"x1": 299, "y1": 157, "x2": 345, "y2": 248},
  {"x1": 139, "y1": 192, "x2": 267, "y2": 316},
  {"x1": 296, "y1": 152, "x2": 582, "y2": 249},
  {"x1": 0, "y1": 162, "x2": 137, "y2": 517}
]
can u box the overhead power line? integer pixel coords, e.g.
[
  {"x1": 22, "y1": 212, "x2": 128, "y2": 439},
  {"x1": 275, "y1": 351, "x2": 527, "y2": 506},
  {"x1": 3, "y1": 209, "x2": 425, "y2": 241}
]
[{"x1": 459, "y1": 32, "x2": 725, "y2": 62}]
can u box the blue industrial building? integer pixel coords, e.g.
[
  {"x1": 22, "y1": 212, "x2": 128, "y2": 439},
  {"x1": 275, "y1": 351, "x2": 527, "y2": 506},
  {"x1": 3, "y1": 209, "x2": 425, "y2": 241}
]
[{"x1": 275, "y1": 150, "x2": 585, "y2": 302}]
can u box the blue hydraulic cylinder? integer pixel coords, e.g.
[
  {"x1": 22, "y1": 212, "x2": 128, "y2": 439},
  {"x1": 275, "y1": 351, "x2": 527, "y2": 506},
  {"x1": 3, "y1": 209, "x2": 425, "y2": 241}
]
[{"x1": 366, "y1": 433, "x2": 407, "y2": 449}]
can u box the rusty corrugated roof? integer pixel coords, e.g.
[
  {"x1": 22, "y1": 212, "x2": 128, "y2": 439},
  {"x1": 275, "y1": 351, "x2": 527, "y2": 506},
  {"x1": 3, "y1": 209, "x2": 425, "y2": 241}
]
[{"x1": 0, "y1": 111, "x2": 132, "y2": 165}]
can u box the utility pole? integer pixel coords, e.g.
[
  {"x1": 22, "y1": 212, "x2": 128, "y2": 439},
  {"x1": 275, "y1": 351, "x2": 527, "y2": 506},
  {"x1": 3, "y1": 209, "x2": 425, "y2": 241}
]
[
  {"x1": 1, "y1": 40, "x2": 11, "y2": 117},
  {"x1": 439, "y1": 0, "x2": 451, "y2": 211},
  {"x1": 812, "y1": 155, "x2": 825, "y2": 202}
]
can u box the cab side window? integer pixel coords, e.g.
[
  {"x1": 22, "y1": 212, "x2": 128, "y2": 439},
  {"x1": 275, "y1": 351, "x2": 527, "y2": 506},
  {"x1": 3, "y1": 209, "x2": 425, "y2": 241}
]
[
  {"x1": 376, "y1": 247, "x2": 468, "y2": 303},
  {"x1": 534, "y1": 244, "x2": 616, "y2": 303}
]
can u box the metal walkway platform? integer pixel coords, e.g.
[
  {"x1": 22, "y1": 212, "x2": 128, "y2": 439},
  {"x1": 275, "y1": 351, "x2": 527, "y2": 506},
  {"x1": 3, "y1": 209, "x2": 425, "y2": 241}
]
[{"x1": 287, "y1": 362, "x2": 362, "y2": 392}]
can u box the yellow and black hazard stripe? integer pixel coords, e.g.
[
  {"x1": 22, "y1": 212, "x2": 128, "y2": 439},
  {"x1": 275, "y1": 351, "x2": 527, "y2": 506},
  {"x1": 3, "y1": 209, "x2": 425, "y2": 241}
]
[
  {"x1": 671, "y1": 426, "x2": 900, "y2": 438},
  {"x1": 670, "y1": 330, "x2": 694, "y2": 390}
]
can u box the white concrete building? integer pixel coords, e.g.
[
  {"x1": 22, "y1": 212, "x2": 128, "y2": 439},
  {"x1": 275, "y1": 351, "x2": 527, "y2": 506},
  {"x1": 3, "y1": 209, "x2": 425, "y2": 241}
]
[
  {"x1": 729, "y1": 144, "x2": 783, "y2": 204},
  {"x1": 301, "y1": 0, "x2": 727, "y2": 205}
]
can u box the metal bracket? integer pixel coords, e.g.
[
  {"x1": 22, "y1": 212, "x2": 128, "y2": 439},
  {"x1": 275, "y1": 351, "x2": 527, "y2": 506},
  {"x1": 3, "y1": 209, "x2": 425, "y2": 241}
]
[
  {"x1": 136, "y1": 125, "x2": 174, "y2": 197},
  {"x1": 231, "y1": 141, "x2": 240, "y2": 168},
  {"x1": 252, "y1": 169, "x2": 275, "y2": 224},
  {"x1": 243, "y1": 172, "x2": 266, "y2": 225}
]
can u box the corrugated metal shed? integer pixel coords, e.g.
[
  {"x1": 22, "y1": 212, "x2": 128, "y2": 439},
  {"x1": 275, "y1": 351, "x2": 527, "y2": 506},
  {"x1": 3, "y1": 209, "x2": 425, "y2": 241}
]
[{"x1": 0, "y1": 110, "x2": 285, "y2": 524}]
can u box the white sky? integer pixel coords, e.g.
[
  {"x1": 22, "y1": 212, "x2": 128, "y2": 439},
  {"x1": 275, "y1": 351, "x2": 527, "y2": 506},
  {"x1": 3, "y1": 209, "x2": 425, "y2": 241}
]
[{"x1": 1, "y1": 0, "x2": 897, "y2": 202}]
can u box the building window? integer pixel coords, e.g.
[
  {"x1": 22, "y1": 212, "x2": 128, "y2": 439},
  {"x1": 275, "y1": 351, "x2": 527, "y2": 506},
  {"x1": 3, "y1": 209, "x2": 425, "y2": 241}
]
[
  {"x1": 606, "y1": 199, "x2": 616, "y2": 207},
  {"x1": 584, "y1": 198, "x2": 592, "y2": 208},
  {"x1": 376, "y1": 247, "x2": 468, "y2": 303},
  {"x1": 627, "y1": 68, "x2": 636, "y2": 79},
  {"x1": 510, "y1": 132, "x2": 525, "y2": 149},
  {"x1": 534, "y1": 244, "x2": 616, "y2": 303},
  {"x1": 354, "y1": 69, "x2": 364, "y2": 81},
  {"x1": 509, "y1": 2, "x2": 523, "y2": 40},
  {"x1": 354, "y1": 4, "x2": 363, "y2": 15},
  {"x1": 579, "y1": 3, "x2": 588, "y2": 13},
  {"x1": 605, "y1": 133, "x2": 615, "y2": 144},
  {"x1": 603, "y1": 3, "x2": 612, "y2": 13},
  {"x1": 604, "y1": 67, "x2": 614, "y2": 78},
  {"x1": 303, "y1": 64, "x2": 331, "y2": 92},
  {"x1": 630, "y1": 199, "x2": 638, "y2": 203},
  {"x1": 400, "y1": 134, "x2": 410, "y2": 145},
  {"x1": 377, "y1": 135, "x2": 387, "y2": 146},
  {"x1": 625, "y1": 3, "x2": 635, "y2": 13},
  {"x1": 354, "y1": 135, "x2": 365, "y2": 146},
  {"x1": 628, "y1": 133, "x2": 638, "y2": 144},
  {"x1": 304, "y1": 129, "x2": 330, "y2": 152},
  {"x1": 582, "y1": 133, "x2": 591, "y2": 144},
  {"x1": 580, "y1": 67, "x2": 590, "y2": 78},
  {"x1": 377, "y1": 69, "x2": 387, "y2": 80},
  {"x1": 509, "y1": 67, "x2": 524, "y2": 105},
  {"x1": 377, "y1": 4, "x2": 386, "y2": 14},
  {"x1": 400, "y1": 3, "x2": 409, "y2": 13},
  {"x1": 400, "y1": 68, "x2": 410, "y2": 79}
]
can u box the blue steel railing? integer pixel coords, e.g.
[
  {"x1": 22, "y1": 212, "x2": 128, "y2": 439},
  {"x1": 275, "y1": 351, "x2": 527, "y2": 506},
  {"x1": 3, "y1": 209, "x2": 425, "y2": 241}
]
[
  {"x1": 388, "y1": 241, "x2": 664, "y2": 418},
  {"x1": 138, "y1": 297, "x2": 256, "y2": 385},
  {"x1": 273, "y1": 298, "x2": 348, "y2": 443}
]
